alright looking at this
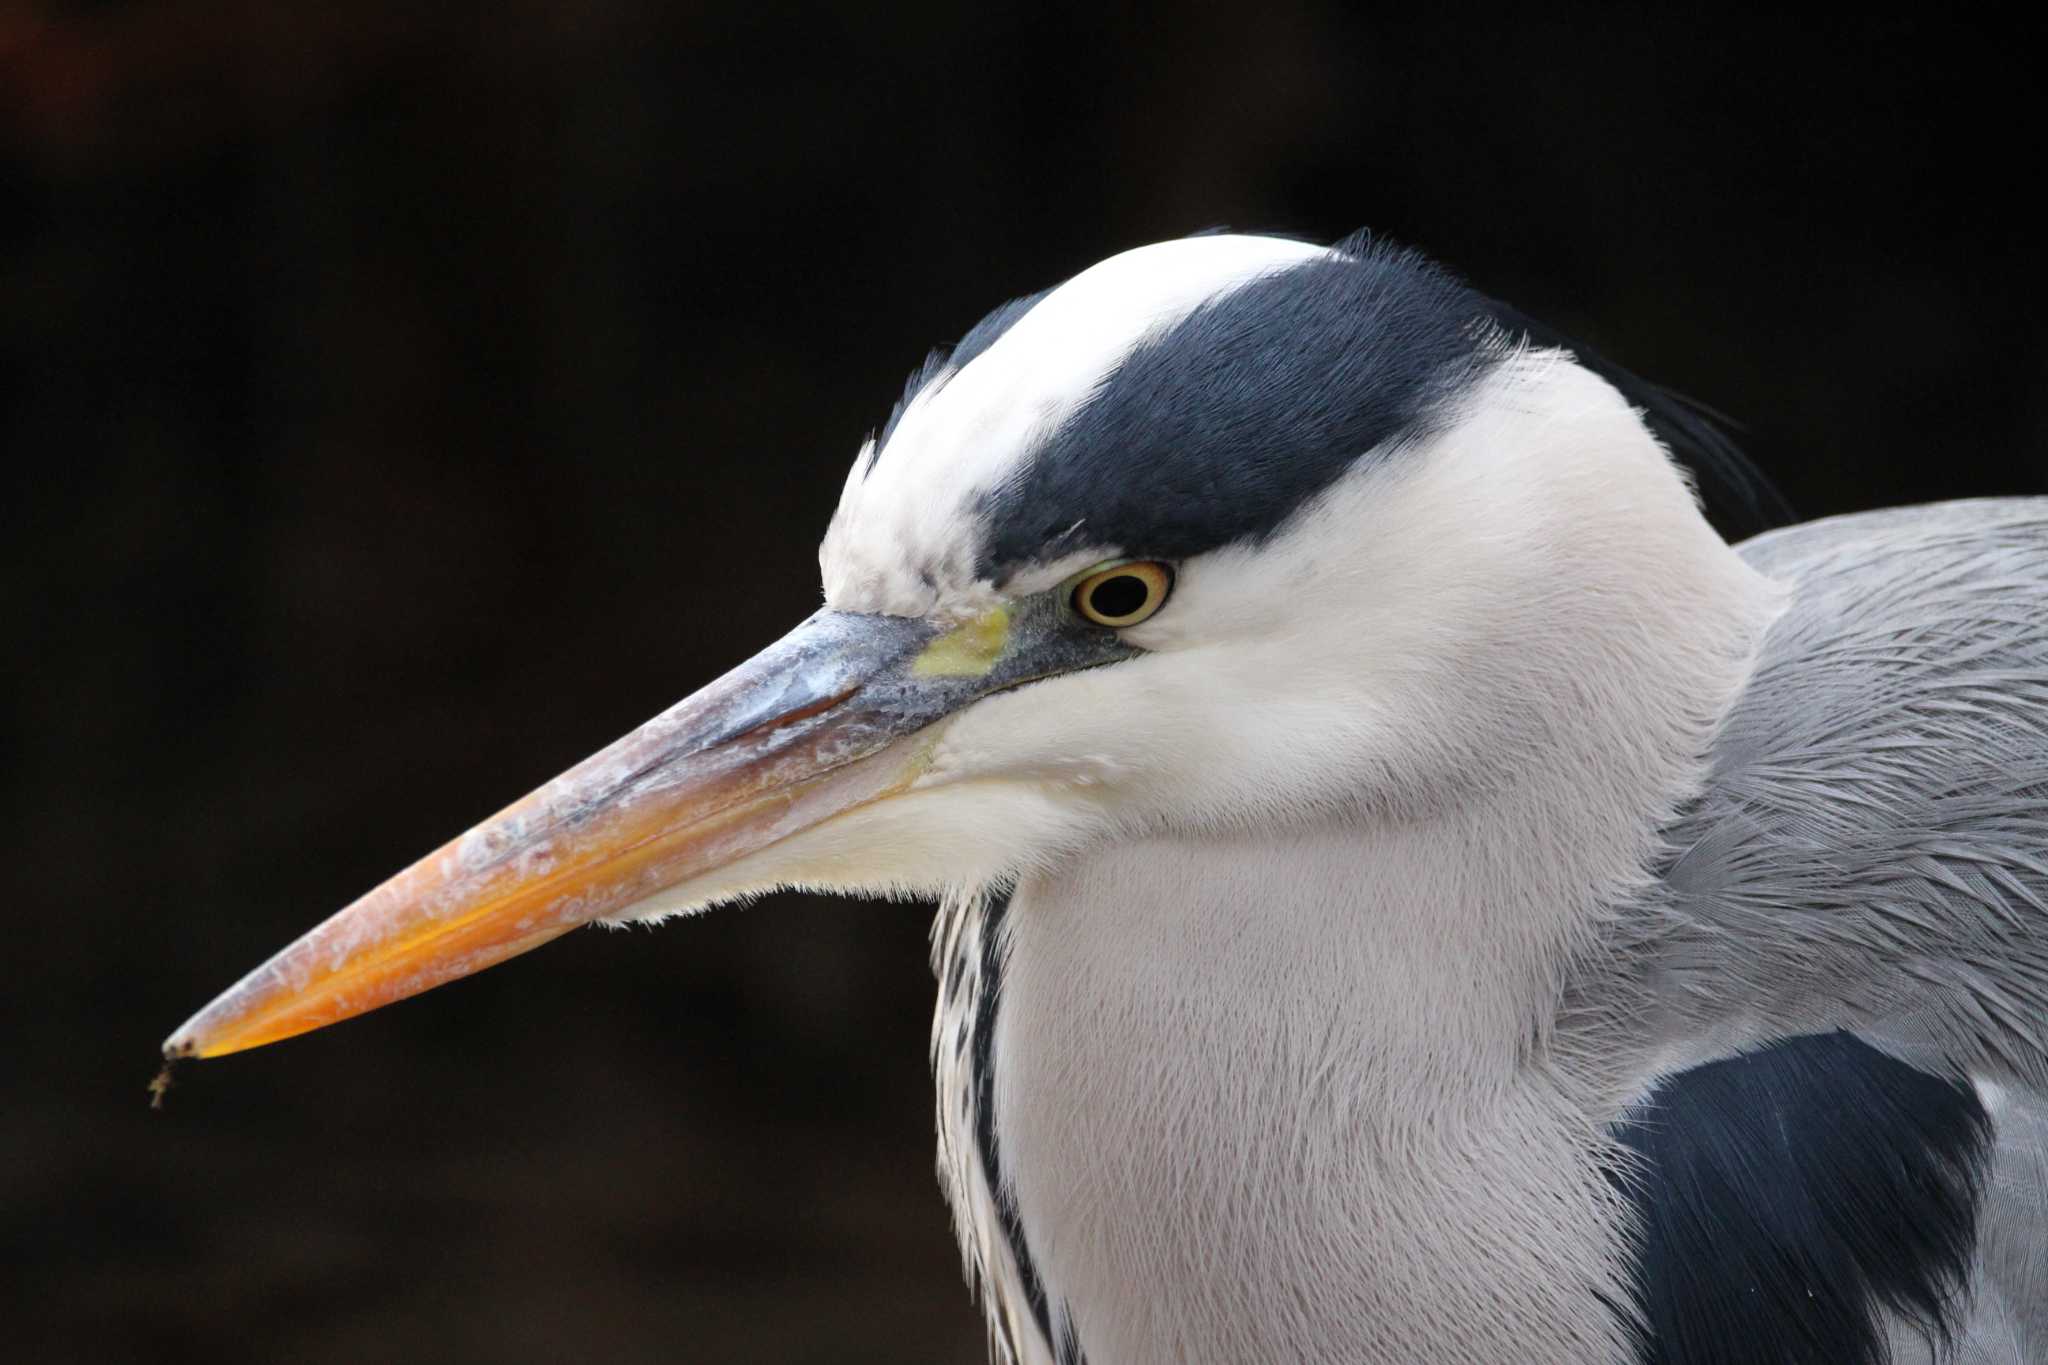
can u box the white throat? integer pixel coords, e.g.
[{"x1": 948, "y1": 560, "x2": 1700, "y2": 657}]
[{"x1": 996, "y1": 825, "x2": 1633, "y2": 1362}]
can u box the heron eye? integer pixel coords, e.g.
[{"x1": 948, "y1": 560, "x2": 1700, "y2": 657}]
[{"x1": 1071, "y1": 561, "x2": 1173, "y2": 628}]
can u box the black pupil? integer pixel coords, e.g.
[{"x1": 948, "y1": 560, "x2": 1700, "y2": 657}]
[{"x1": 1087, "y1": 573, "x2": 1150, "y2": 620}]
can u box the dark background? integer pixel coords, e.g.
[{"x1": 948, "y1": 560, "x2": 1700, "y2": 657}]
[{"x1": 7, "y1": 5, "x2": 2044, "y2": 1361}]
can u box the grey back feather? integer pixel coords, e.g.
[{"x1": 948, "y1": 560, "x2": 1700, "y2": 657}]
[
  {"x1": 1647, "y1": 498, "x2": 2048, "y2": 1082},
  {"x1": 1932, "y1": 1083, "x2": 2048, "y2": 1361}
]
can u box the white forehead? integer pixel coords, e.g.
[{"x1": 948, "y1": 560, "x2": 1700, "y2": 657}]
[{"x1": 821, "y1": 234, "x2": 1331, "y2": 617}]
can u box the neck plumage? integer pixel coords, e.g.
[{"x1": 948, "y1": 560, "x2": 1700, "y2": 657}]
[
  {"x1": 980, "y1": 801, "x2": 1678, "y2": 1361},
  {"x1": 937, "y1": 359, "x2": 1790, "y2": 1363}
]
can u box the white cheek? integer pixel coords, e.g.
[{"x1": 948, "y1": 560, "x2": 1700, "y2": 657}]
[
  {"x1": 927, "y1": 670, "x2": 1142, "y2": 790},
  {"x1": 926, "y1": 647, "x2": 1381, "y2": 838}
]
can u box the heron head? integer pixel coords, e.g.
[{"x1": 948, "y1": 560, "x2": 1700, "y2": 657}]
[{"x1": 166, "y1": 232, "x2": 1755, "y2": 1059}]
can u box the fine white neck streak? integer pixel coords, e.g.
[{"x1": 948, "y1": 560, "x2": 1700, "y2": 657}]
[{"x1": 965, "y1": 356, "x2": 1789, "y2": 1363}]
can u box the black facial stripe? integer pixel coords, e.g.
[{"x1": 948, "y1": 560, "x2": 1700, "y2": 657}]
[
  {"x1": 862, "y1": 229, "x2": 1790, "y2": 570},
  {"x1": 973, "y1": 233, "x2": 1507, "y2": 581}
]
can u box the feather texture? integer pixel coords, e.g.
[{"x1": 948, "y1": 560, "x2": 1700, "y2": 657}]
[
  {"x1": 1615, "y1": 1032, "x2": 1993, "y2": 1365},
  {"x1": 1639, "y1": 499, "x2": 2048, "y2": 1088}
]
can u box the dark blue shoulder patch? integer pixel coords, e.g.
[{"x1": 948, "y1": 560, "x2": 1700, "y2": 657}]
[
  {"x1": 974, "y1": 233, "x2": 1504, "y2": 580},
  {"x1": 1615, "y1": 1032, "x2": 1991, "y2": 1365}
]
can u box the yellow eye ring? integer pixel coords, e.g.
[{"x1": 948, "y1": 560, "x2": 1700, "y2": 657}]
[{"x1": 1070, "y1": 560, "x2": 1174, "y2": 628}]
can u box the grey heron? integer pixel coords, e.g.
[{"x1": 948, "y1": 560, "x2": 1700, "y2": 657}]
[{"x1": 164, "y1": 232, "x2": 2048, "y2": 1364}]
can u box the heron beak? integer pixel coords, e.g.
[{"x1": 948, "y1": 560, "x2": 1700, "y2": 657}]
[{"x1": 163, "y1": 608, "x2": 1002, "y2": 1061}]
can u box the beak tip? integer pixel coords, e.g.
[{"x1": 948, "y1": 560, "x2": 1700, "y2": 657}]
[
  {"x1": 160, "y1": 1022, "x2": 202, "y2": 1061},
  {"x1": 162, "y1": 996, "x2": 235, "y2": 1060}
]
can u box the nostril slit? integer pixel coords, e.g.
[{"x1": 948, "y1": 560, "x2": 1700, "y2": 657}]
[{"x1": 730, "y1": 687, "x2": 858, "y2": 745}]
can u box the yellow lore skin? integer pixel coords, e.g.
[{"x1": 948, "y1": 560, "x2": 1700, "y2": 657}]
[{"x1": 912, "y1": 606, "x2": 1010, "y2": 678}]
